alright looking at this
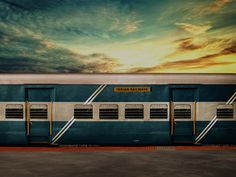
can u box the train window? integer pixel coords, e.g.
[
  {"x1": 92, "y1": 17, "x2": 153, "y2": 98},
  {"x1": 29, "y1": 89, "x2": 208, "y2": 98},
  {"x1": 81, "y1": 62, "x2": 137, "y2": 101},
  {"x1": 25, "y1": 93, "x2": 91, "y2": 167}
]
[
  {"x1": 99, "y1": 104, "x2": 118, "y2": 119},
  {"x1": 150, "y1": 104, "x2": 168, "y2": 119},
  {"x1": 74, "y1": 104, "x2": 93, "y2": 119},
  {"x1": 174, "y1": 104, "x2": 191, "y2": 119},
  {"x1": 125, "y1": 104, "x2": 144, "y2": 119},
  {"x1": 217, "y1": 105, "x2": 234, "y2": 119},
  {"x1": 5, "y1": 104, "x2": 24, "y2": 119},
  {"x1": 30, "y1": 104, "x2": 48, "y2": 119}
]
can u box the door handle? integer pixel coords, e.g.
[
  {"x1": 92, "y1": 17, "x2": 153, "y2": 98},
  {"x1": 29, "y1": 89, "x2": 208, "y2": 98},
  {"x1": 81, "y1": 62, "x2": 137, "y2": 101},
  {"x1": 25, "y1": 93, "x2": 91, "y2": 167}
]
[
  {"x1": 174, "y1": 121, "x2": 177, "y2": 125},
  {"x1": 30, "y1": 121, "x2": 32, "y2": 125}
]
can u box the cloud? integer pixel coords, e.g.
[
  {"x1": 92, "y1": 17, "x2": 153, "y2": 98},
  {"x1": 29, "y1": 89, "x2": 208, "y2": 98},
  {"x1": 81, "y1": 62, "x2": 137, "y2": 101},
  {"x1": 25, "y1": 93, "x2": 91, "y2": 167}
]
[
  {"x1": 176, "y1": 38, "x2": 207, "y2": 51},
  {"x1": 166, "y1": 37, "x2": 208, "y2": 58},
  {"x1": 40, "y1": 40, "x2": 56, "y2": 49},
  {"x1": 205, "y1": 0, "x2": 232, "y2": 13},
  {"x1": 0, "y1": 0, "x2": 143, "y2": 44},
  {"x1": 128, "y1": 44, "x2": 236, "y2": 73},
  {"x1": 0, "y1": 0, "x2": 235, "y2": 73},
  {"x1": 75, "y1": 53, "x2": 121, "y2": 73},
  {"x1": 167, "y1": 34, "x2": 235, "y2": 60},
  {"x1": 0, "y1": 55, "x2": 81, "y2": 73},
  {"x1": 109, "y1": 17, "x2": 143, "y2": 35},
  {"x1": 176, "y1": 23, "x2": 212, "y2": 35},
  {"x1": 0, "y1": 51, "x2": 121, "y2": 73},
  {"x1": 122, "y1": 19, "x2": 143, "y2": 34},
  {"x1": 1, "y1": 0, "x2": 30, "y2": 11},
  {"x1": 0, "y1": 27, "x2": 121, "y2": 73}
]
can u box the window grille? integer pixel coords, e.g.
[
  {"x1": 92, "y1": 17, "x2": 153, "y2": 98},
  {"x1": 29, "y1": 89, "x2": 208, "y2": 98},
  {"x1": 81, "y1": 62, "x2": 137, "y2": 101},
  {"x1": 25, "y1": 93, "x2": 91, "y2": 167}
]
[
  {"x1": 99, "y1": 104, "x2": 118, "y2": 119},
  {"x1": 5, "y1": 104, "x2": 23, "y2": 119},
  {"x1": 74, "y1": 104, "x2": 93, "y2": 119},
  {"x1": 30, "y1": 104, "x2": 48, "y2": 119},
  {"x1": 174, "y1": 104, "x2": 191, "y2": 119},
  {"x1": 217, "y1": 105, "x2": 234, "y2": 119},
  {"x1": 125, "y1": 104, "x2": 144, "y2": 119},
  {"x1": 150, "y1": 104, "x2": 168, "y2": 119}
]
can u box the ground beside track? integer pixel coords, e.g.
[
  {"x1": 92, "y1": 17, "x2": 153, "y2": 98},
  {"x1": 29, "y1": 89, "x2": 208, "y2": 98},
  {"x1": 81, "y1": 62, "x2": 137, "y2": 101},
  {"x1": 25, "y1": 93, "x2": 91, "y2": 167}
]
[{"x1": 0, "y1": 146, "x2": 235, "y2": 177}]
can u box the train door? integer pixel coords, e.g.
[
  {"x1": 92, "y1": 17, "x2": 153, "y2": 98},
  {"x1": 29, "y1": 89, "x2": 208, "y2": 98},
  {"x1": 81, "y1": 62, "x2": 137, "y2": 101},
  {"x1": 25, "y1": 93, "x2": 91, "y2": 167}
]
[
  {"x1": 170, "y1": 88, "x2": 197, "y2": 144},
  {"x1": 25, "y1": 87, "x2": 54, "y2": 144}
]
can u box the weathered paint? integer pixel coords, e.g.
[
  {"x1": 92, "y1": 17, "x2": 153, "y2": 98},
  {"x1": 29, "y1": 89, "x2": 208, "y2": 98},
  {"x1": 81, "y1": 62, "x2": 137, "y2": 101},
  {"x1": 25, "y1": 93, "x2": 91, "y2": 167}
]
[
  {"x1": 0, "y1": 84, "x2": 236, "y2": 102},
  {"x1": 0, "y1": 121, "x2": 235, "y2": 145}
]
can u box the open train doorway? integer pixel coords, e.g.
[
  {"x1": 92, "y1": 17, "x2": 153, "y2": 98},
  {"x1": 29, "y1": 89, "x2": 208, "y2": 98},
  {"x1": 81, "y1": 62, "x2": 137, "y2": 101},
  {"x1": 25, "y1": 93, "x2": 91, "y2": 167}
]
[
  {"x1": 170, "y1": 87, "x2": 198, "y2": 144},
  {"x1": 25, "y1": 87, "x2": 54, "y2": 144}
]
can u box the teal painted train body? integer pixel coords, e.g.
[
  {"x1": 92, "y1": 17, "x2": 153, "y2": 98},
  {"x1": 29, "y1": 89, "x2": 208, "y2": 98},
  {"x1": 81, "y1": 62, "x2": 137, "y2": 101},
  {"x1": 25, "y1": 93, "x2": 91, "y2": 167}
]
[
  {"x1": 0, "y1": 74, "x2": 235, "y2": 145},
  {"x1": 0, "y1": 84, "x2": 236, "y2": 102},
  {"x1": 1, "y1": 121, "x2": 236, "y2": 145}
]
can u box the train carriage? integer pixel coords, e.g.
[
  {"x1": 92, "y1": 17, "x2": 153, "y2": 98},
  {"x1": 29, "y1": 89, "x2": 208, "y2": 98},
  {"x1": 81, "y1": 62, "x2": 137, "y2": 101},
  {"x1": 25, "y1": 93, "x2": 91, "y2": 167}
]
[{"x1": 0, "y1": 74, "x2": 235, "y2": 145}]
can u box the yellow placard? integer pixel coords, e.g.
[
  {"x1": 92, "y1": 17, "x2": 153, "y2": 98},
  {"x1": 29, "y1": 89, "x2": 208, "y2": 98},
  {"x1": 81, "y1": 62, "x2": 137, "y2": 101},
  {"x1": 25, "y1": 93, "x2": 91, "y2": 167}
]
[{"x1": 114, "y1": 87, "x2": 151, "y2": 93}]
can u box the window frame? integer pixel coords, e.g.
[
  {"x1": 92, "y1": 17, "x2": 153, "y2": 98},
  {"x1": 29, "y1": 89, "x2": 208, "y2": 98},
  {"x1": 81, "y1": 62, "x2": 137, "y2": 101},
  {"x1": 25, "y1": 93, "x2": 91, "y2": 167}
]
[
  {"x1": 173, "y1": 103, "x2": 192, "y2": 120},
  {"x1": 216, "y1": 104, "x2": 234, "y2": 119},
  {"x1": 99, "y1": 104, "x2": 119, "y2": 120},
  {"x1": 5, "y1": 104, "x2": 24, "y2": 119},
  {"x1": 29, "y1": 104, "x2": 48, "y2": 120},
  {"x1": 150, "y1": 104, "x2": 168, "y2": 119},
  {"x1": 74, "y1": 104, "x2": 93, "y2": 119},
  {"x1": 125, "y1": 104, "x2": 144, "y2": 119}
]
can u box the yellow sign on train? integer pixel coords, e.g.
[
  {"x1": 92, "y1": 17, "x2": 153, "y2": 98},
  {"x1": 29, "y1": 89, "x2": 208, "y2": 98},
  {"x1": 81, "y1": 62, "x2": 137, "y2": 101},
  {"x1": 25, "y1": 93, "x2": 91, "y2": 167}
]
[{"x1": 114, "y1": 87, "x2": 151, "y2": 93}]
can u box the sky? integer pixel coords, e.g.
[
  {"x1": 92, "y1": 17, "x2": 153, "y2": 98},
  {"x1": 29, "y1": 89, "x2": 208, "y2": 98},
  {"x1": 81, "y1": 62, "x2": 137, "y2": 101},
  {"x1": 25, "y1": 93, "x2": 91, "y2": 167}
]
[{"x1": 0, "y1": 0, "x2": 235, "y2": 73}]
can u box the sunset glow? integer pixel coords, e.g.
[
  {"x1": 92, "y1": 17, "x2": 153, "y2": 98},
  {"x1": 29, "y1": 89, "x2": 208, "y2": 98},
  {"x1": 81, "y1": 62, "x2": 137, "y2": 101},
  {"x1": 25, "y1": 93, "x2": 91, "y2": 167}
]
[{"x1": 0, "y1": 0, "x2": 235, "y2": 73}]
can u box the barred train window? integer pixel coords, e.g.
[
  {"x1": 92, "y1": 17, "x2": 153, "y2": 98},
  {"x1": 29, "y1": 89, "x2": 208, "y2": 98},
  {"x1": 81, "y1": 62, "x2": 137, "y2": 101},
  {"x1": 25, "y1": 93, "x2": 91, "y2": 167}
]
[
  {"x1": 125, "y1": 104, "x2": 144, "y2": 119},
  {"x1": 74, "y1": 104, "x2": 93, "y2": 119},
  {"x1": 5, "y1": 104, "x2": 24, "y2": 119},
  {"x1": 30, "y1": 104, "x2": 48, "y2": 119},
  {"x1": 174, "y1": 104, "x2": 191, "y2": 119},
  {"x1": 150, "y1": 104, "x2": 168, "y2": 119},
  {"x1": 99, "y1": 104, "x2": 118, "y2": 119},
  {"x1": 217, "y1": 105, "x2": 234, "y2": 119}
]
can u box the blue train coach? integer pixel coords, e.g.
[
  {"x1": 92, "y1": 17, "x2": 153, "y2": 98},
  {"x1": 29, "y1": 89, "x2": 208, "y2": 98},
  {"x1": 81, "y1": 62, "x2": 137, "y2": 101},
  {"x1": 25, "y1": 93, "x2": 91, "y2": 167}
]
[{"x1": 0, "y1": 74, "x2": 235, "y2": 145}]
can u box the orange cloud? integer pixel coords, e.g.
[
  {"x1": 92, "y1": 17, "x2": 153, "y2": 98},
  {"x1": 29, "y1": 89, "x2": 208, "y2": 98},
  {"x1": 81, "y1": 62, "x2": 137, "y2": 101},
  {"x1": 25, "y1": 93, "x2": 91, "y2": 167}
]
[
  {"x1": 209, "y1": 0, "x2": 232, "y2": 11},
  {"x1": 128, "y1": 44, "x2": 236, "y2": 73},
  {"x1": 201, "y1": 0, "x2": 232, "y2": 14},
  {"x1": 166, "y1": 37, "x2": 208, "y2": 58},
  {"x1": 176, "y1": 38, "x2": 207, "y2": 51}
]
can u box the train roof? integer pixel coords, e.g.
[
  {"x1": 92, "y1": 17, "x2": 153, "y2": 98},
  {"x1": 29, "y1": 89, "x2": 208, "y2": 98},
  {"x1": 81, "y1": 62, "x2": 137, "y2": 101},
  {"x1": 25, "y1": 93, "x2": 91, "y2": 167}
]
[{"x1": 0, "y1": 74, "x2": 235, "y2": 85}]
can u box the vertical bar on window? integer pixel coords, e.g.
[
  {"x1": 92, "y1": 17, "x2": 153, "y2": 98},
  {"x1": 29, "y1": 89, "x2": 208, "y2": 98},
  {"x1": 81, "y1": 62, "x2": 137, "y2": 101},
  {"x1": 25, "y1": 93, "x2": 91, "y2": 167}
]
[
  {"x1": 170, "y1": 101, "x2": 174, "y2": 135},
  {"x1": 25, "y1": 101, "x2": 30, "y2": 136},
  {"x1": 193, "y1": 101, "x2": 197, "y2": 135},
  {"x1": 49, "y1": 101, "x2": 53, "y2": 136}
]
